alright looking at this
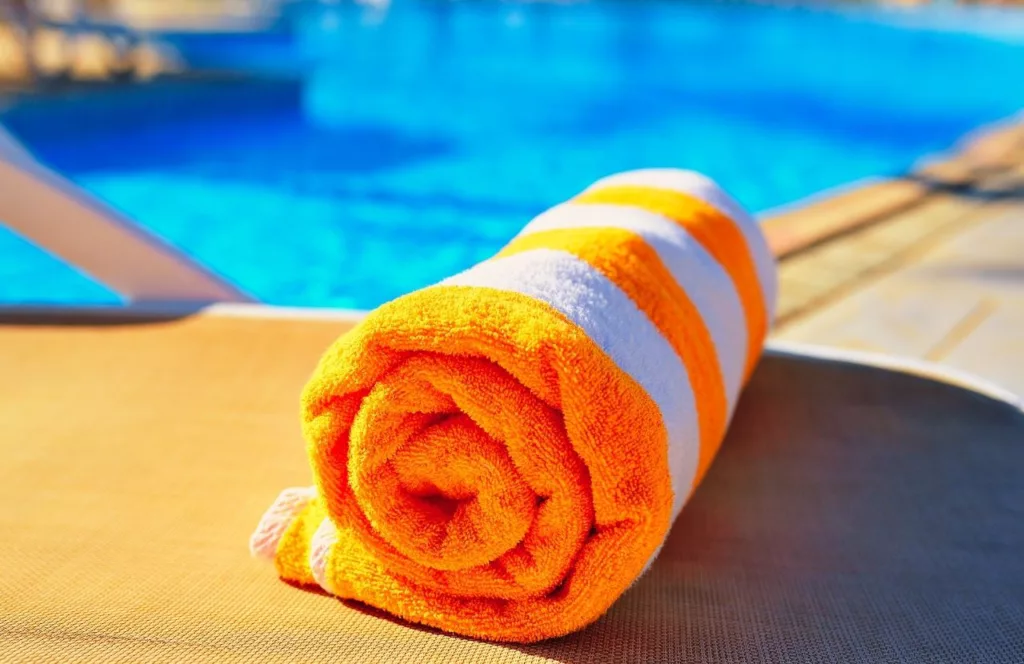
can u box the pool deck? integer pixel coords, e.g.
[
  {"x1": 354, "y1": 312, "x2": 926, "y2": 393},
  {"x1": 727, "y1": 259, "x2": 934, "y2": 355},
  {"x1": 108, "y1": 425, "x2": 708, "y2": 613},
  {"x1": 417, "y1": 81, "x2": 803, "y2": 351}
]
[
  {"x1": 766, "y1": 116, "x2": 1024, "y2": 395},
  {"x1": 0, "y1": 0, "x2": 275, "y2": 85}
]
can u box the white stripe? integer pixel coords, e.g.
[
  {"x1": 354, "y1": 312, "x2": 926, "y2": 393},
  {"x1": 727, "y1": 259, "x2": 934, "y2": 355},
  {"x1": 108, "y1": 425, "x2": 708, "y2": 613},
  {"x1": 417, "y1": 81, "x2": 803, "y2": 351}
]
[
  {"x1": 588, "y1": 169, "x2": 778, "y2": 323},
  {"x1": 442, "y1": 249, "x2": 699, "y2": 521},
  {"x1": 309, "y1": 517, "x2": 337, "y2": 594},
  {"x1": 249, "y1": 486, "x2": 316, "y2": 562},
  {"x1": 517, "y1": 203, "x2": 746, "y2": 414}
]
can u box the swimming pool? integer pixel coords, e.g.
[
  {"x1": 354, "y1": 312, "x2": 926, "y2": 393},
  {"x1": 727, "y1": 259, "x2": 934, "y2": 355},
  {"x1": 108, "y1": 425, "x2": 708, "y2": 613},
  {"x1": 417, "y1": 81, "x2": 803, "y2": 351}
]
[{"x1": 2, "y1": 1, "x2": 1023, "y2": 308}]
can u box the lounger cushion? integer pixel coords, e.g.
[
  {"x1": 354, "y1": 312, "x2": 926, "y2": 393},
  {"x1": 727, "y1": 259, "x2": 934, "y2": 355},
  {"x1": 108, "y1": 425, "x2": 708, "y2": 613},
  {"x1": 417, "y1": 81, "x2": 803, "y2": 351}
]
[{"x1": 2, "y1": 313, "x2": 1022, "y2": 662}]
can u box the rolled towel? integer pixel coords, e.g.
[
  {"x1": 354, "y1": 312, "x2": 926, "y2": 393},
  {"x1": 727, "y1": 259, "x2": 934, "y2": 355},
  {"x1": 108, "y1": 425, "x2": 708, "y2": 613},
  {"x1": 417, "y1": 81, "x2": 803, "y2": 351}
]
[{"x1": 250, "y1": 169, "x2": 777, "y2": 643}]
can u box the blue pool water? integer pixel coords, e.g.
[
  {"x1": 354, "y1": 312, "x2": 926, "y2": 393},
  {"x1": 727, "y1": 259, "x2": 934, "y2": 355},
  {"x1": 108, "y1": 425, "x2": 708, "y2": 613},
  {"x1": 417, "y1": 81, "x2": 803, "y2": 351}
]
[{"x1": 2, "y1": 1, "x2": 1024, "y2": 308}]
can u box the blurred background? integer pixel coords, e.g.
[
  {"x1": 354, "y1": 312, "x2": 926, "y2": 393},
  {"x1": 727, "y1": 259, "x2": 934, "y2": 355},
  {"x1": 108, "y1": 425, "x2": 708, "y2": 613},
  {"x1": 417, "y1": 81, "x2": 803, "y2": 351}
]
[{"x1": 1, "y1": 0, "x2": 1023, "y2": 309}]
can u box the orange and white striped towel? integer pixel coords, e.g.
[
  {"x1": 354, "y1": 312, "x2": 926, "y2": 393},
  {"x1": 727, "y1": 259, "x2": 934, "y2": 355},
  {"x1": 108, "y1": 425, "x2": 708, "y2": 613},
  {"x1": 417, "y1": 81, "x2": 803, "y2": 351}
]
[{"x1": 250, "y1": 169, "x2": 777, "y2": 643}]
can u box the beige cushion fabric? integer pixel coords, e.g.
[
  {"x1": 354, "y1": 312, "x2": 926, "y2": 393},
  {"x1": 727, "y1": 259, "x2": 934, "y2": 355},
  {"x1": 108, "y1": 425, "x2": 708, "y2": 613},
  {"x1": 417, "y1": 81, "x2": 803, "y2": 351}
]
[{"x1": 2, "y1": 313, "x2": 1022, "y2": 662}]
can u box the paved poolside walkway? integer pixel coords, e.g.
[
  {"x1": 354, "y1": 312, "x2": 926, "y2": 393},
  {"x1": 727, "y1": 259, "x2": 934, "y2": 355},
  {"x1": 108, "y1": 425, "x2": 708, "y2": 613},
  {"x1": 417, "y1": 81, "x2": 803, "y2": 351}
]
[{"x1": 769, "y1": 119, "x2": 1024, "y2": 396}]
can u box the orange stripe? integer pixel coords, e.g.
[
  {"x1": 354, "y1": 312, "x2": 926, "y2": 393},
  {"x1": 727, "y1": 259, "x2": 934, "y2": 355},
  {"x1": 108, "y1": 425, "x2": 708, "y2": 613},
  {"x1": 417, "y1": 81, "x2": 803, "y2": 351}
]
[
  {"x1": 574, "y1": 185, "x2": 768, "y2": 382},
  {"x1": 275, "y1": 498, "x2": 325, "y2": 584},
  {"x1": 497, "y1": 228, "x2": 729, "y2": 487}
]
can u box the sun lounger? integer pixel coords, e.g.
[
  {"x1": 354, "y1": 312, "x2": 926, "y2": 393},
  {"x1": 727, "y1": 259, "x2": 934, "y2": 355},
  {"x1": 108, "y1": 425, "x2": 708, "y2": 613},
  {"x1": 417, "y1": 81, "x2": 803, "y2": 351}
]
[
  {"x1": 2, "y1": 308, "x2": 1021, "y2": 662},
  {"x1": 0, "y1": 124, "x2": 251, "y2": 304}
]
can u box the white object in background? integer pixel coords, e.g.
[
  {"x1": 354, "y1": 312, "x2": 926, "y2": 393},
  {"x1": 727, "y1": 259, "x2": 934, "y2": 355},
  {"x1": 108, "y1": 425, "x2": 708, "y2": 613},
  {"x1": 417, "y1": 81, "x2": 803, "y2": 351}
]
[{"x1": 0, "y1": 125, "x2": 253, "y2": 304}]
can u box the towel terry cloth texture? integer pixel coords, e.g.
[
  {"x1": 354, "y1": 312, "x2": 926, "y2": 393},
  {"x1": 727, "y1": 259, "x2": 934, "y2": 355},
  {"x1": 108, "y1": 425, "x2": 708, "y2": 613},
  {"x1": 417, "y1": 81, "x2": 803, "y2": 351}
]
[{"x1": 250, "y1": 169, "x2": 778, "y2": 643}]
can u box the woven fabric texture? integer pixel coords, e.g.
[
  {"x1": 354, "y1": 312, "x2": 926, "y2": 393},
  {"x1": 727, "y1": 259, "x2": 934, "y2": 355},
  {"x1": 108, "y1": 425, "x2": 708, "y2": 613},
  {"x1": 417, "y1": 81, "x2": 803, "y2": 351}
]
[{"x1": 1, "y1": 314, "x2": 1022, "y2": 662}]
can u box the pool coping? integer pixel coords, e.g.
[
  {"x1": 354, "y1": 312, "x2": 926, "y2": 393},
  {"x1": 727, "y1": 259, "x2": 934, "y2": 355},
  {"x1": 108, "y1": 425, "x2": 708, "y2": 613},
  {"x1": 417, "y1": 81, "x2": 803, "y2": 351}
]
[{"x1": 761, "y1": 110, "x2": 1024, "y2": 259}]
